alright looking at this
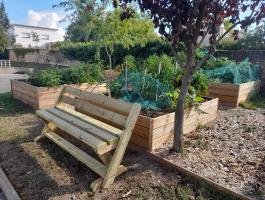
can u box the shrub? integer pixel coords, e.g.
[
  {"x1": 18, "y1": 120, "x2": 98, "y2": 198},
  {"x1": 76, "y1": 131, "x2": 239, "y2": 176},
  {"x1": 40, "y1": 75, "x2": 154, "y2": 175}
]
[
  {"x1": 141, "y1": 54, "x2": 177, "y2": 85},
  {"x1": 58, "y1": 40, "x2": 174, "y2": 69},
  {"x1": 32, "y1": 69, "x2": 62, "y2": 87},
  {"x1": 61, "y1": 62, "x2": 103, "y2": 84},
  {"x1": 32, "y1": 62, "x2": 103, "y2": 87},
  {"x1": 191, "y1": 72, "x2": 209, "y2": 96}
]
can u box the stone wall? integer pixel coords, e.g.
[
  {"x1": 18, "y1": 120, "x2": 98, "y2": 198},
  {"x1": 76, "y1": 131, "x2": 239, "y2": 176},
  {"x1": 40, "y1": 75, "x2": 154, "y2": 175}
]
[
  {"x1": 8, "y1": 49, "x2": 79, "y2": 66},
  {"x1": 215, "y1": 50, "x2": 265, "y2": 95}
]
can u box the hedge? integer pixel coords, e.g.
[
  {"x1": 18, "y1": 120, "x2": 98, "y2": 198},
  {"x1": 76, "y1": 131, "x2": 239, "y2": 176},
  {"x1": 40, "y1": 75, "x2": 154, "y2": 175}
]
[{"x1": 58, "y1": 40, "x2": 174, "y2": 68}]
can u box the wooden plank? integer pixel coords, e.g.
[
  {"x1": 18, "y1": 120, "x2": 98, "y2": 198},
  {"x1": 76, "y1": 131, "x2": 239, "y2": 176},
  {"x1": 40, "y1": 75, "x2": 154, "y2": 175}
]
[
  {"x1": 38, "y1": 99, "x2": 58, "y2": 109},
  {"x1": 56, "y1": 104, "x2": 123, "y2": 137},
  {"x1": 61, "y1": 95, "x2": 127, "y2": 128},
  {"x1": 44, "y1": 131, "x2": 107, "y2": 178},
  {"x1": 132, "y1": 124, "x2": 150, "y2": 138},
  {"x1": 11, "y1": 87, "x2": 37, "y2": 98},
  {"x1": 38, "y1": 86, "x2": 63, "y2": 93},
  {"x1": 135, "y1": 115, "x2": 152, "y2": 128},
  {"x1": 0, "y1": 167, "x2": 21, "y2": 200},
  {"x1": 130, "y1": 134, "x2": 151, "y2": 149},
  {"x1": 47, "y1": 108, "x2": 119, "y2": 145},
  {"x1": 64, "y1": 86, "x2": 132, "y2": 114},
  {"x1": 11, "y1": 84, "x2": 37, "y2": 95},
  {"x1": 36, "y1": 110, "x2": 110, "y2": 153},
  {"x1": 102, "y1": 103, "x2": 141, "y2": 187},
  {"x1": 12, "y1": 93, "x2": 38, "y2": 109},
  {"x1": 152, "y1": 133, "x2": 172, "y2": 150},
  {"x1": 12, "y1": 89, "x2": 37, "y2": 102},
  {"x1": 208, "y1": 83, "x2": 240, "y2": 90},
  {"x1": 207, "y1": 93, "x2": 238, "y2": 103},
  {"x1": 11, "y1": 80, "x2": 38, "y2": 92}
]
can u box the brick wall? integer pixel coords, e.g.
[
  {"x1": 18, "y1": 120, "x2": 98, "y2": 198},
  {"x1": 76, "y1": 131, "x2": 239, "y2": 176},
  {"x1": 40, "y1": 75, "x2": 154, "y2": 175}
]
[
  {"x1": 216, "y1": 50, "x2": 265, "y2": 95},
  {"x1": 8, "y1": 49, "x2": 79, "y2": 66}
]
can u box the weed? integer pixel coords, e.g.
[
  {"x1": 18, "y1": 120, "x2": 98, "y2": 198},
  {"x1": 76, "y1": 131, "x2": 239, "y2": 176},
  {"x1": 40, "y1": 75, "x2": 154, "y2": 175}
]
[
  {"x1": 239, "y1": 102, "x2": 257, "y2": 110},
  {"x1": 0, "y1": 93, "x2": 28, "y2": 114},
  {"x1": 196, "y1": 123, "x2": 207, "y2": 130},
  {"x1": 159, "y1": 185, "x2": 177, "y2": 199},
  {"x1": 239, "y1": 94, "x2": 265, "y2": 110}
]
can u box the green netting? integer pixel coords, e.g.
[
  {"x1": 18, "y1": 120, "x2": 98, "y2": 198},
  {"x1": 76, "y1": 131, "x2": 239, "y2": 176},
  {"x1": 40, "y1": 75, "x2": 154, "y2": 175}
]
[
  {"x1": 110, "y1": 71, "x2": 172, "y2": 111},
  {"x1": 202, "y1": 58, "x2": 259, "y2": 84}
]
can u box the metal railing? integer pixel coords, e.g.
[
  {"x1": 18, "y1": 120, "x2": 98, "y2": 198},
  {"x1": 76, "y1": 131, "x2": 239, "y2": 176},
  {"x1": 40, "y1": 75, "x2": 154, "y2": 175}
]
[{"x1": 0, "y1": 60, "x2": 11, "y2": 68}]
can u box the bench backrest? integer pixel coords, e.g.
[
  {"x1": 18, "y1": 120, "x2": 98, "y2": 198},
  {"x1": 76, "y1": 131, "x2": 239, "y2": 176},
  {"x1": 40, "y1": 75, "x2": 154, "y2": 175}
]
[{"x1": 58, "y1": 86, "x2": 137, "y2": 129}]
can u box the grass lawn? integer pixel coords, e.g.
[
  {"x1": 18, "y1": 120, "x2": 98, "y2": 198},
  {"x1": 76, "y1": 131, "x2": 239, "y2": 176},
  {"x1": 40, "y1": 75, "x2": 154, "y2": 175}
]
[{"x1": 0, "y1": 93, "x2": 239, "y2": 200}]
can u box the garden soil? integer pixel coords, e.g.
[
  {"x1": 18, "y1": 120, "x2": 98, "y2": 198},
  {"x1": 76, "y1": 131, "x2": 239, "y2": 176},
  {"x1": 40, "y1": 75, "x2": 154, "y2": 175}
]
[
  {"x1": 0, "y1": 95, "x2": 236, "y2": 200},
  {"x1": 155, "y1": 107, "x2": 265, "y2": 200}
]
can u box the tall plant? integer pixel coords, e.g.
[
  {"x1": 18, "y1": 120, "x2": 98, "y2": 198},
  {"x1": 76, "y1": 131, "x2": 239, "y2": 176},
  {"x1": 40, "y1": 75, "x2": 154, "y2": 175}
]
[
  {"x1": 96, "y1": 9, "x2": 157, "y2": 73},
  {"x1": 0, "y1": 1, "x2": 9, "y2": 30}
]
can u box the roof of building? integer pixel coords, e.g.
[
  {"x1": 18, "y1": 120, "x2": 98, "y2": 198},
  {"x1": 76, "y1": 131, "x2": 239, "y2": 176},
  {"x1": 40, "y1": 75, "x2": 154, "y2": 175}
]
[{"x1": 11, "y1": 24, "x2": 58, "y2": 31}]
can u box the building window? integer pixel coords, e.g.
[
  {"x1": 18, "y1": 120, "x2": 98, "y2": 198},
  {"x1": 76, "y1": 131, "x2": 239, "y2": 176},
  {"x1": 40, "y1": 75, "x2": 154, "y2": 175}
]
[
  {"x1": 42, "y1": 34, "x2": 49, "y2": 40},
  {"x1": 22, "y1": 32, "x2": 30, "y2": 38}
]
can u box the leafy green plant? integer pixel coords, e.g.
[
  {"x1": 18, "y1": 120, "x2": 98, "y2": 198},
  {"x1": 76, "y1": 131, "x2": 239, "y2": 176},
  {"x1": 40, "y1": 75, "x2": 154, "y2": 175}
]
[
  {"x1": 123, "y1": 55, "x2": 137, "y2": 70},
  {"x1": 191, "y1": 72, "x2": 209, "y2": 96},
  {"x1": 165, "y1": 90, "x2": 179, "y2": 109},
  {"x1": 61, "y1": 63, "x2": 103, "y2": 84},
  {"x1": 32, "y1": 69, "x2": 62, "y2": 87},
  {"x1": 32, "y1": 62, "x2": 103, "y2": 87}
]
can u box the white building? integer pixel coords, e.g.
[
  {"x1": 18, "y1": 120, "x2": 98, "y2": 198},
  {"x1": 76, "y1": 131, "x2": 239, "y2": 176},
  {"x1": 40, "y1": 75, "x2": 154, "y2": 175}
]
[
  {"x1": 199, "y1": 23, "x2": 225, "y2": 46},
  {"x1": 8, "y1": 24, "x2": 63, "y2": 48}
]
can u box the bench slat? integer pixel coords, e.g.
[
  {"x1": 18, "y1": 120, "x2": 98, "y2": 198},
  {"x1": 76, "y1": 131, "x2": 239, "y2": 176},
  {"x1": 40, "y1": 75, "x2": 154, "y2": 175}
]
[
  {"x1": 56, "y1": 104, "x2": 123, "y2": 137},
  {"x1": 44, "y1": 131, "x2": 107, "y2": 177},
  {"x1": 47, "y1": 108, "x2": 119, "y2": 145},
  {"x1": 64, "y1": 86, "x2": 132, "y2": 114},
  {"x1": 36, "y1": 110, "x2": 109, "y2": 152},
  {"x1": 61, "y1": 95, "x2": 127, "y2": 127}
]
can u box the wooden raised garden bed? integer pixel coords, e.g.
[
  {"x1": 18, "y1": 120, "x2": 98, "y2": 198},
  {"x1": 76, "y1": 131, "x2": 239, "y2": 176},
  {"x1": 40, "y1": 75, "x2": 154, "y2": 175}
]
[
  {"x1": 130, "y1": 97, "x2": 219, "y2": 151},
  {"x1": 208, "y1": 81, "x2": 260, "y2": 107},
  {"x1": 11, "y1": 79, "x2": 108, "y2": 110}
]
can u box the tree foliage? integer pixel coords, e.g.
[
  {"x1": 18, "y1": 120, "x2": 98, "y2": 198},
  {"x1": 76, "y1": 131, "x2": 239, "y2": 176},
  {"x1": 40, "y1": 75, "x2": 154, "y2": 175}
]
[
  {"x1": 0, "y1": 25, "x2": 8, "y2": 53},
  {"x1": 0, "y1": 1, "x2": 9, "y2": 52},
  {"x1": 116, "y1": 0, "x2": 265, "y2": 152},
  {"x1": 0, "y1": 1, "x2": 9, "y2": 30},
  {"x1": 219, "y1": 22, "x2": 265, "y2": 50}
]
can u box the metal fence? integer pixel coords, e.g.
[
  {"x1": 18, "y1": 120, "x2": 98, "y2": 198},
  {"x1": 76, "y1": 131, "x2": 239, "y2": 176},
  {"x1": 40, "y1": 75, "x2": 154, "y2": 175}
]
[{"x1": 0, "y1": 60, "x2": 11, "y2": 68}]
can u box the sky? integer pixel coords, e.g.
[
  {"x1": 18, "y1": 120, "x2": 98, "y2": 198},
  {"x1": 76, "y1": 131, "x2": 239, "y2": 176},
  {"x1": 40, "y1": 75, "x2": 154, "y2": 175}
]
[{"x1": 5, "y1": 0, "x2": 68, "y2": 39}]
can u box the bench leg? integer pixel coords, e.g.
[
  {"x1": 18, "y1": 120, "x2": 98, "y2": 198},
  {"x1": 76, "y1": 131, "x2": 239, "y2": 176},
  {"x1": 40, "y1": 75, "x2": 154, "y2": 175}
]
[
  {"x1": 98, "y1": 152, "x2": 112, "y2": 166},
  {"x1": 90, "y1": 165, "x2": 127, "y2": 192},
  {"x1": 34, "y1": 125, "x2": 48, "y2": 142},
  {"x1": 34, "y1": 122, "x2": 57, "y2": 143}
]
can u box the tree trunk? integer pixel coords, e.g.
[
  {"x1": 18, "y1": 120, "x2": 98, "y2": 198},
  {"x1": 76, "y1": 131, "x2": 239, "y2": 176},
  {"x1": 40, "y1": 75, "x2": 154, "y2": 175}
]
[{"x1": 173, "y1": 49, "x2": 195, "y2": 153}]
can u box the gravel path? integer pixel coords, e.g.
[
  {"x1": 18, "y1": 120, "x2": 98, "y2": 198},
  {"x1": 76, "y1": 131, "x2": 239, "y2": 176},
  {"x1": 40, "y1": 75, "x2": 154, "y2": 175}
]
[
  {"x1": 0, "y1": 74, "x2": 26, "y2": 93},
  {"x1": 155, "y1": 107, "x2": 265, "y2": 199}
]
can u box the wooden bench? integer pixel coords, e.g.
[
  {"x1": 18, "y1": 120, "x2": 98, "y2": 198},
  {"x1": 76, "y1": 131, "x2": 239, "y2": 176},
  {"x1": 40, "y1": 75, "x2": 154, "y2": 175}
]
[{"x1": 35, "y1": 86, "x2": 141, "y2": 191}]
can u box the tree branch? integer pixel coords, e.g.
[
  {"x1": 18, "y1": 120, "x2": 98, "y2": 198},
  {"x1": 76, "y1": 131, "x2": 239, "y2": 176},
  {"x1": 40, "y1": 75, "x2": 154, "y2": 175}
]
[{"x1": 194, "y1": 21, "x2": 240, "y2": 71}]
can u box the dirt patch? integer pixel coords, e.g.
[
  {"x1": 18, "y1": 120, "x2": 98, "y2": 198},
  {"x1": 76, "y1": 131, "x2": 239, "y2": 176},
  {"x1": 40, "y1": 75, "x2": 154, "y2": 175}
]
[
  {"x1": 0, "y1": 93, "x2": 237, "y2": 200},
  {"x1": 155, "y1": 107, "x2": 265, "y2": 200}
]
